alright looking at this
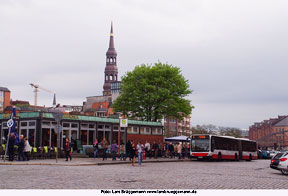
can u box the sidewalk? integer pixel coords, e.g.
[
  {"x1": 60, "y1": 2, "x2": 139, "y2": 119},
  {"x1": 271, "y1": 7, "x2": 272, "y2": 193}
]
[{"x1": 0, "y1": 157, "x2": 190, "y2": 166}]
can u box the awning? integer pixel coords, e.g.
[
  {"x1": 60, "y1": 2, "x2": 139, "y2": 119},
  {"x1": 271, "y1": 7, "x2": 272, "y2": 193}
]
[{"x1": 164, "y1": 136, "x2": 190, "y2": 142}]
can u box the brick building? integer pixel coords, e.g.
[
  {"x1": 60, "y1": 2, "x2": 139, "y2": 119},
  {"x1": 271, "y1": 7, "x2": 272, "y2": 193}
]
[
  {"x1": 249, "y1": 115, "x2": 288, "y2": 150},
  {"x1": 164, "y1": 115, "x2": 191, "y2": 137},
  {"x1": 0, "y1": 87, "x2": 11, "y2": 112}
]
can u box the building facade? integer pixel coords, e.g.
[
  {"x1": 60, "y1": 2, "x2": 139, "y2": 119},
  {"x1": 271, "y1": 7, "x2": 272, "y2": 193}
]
[
  {"x1": 164, "y1": 115, "x2": 191, "y2": 137},
  {"x1": 0, "y1": 87, "x2": 10, "y2": 113},
  {"x1": 0, "y1": 112, "x2": 163, "y2": 149},
  {"x1": 249, "y1": 115, "x2": 288, "y2": 150}
]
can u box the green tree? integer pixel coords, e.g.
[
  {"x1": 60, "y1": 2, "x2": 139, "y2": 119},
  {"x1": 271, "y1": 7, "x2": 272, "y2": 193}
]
[
  {"x1": 113, "y1": 62, "x2": 193, "y2": 121},
  {"x1": 218, "y1": 127, "x2": 243, "y2": 138}
]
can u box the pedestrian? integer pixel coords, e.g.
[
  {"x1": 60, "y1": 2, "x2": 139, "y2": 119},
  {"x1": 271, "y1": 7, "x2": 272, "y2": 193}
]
[
  {"x1": 120, "y1": 142, "x2": 126, "y2": 161},
  {"x1": 111, "y1": 140, "x2": 119, "y2": 161},
  {"x1": 18, "y1": 135, "x2": 25, "y2": 161},
  {"x1": 93, "y1": 139, "x2": 98, "y2": 159},
  {"x1": 151, "y1": 141, "x2": 155, "y2": 158},
  {"x1": 101, "y1": 138, "x2": 108, "y2": 161},
  {"x1": 64, "y1": 138, "x2": 72, "y2": 161},
  {"x1": 131, "y1": 143, "x2": 136, "y2": 166},
  {"x1": 144, "y1": 141, "x2": 151, "y2": 159},
  {"x1": 187, "y1": 144, "x2": 191, "y2": 159},
  {"x1": 168, "y1": 142, "x2": 174, "y2": 158},
  {"x1": 177, "y1": 142, "x2": 182, "y2": 160},
  {"x1": 182, "y1": 144, "x2": 186, "y2": 160},
  {"x1": 136, "y1": 141, "x2": 143, "y2": 165},
  {"x1": 126, "y1": 140, "x2": 132, "y2": 161},
  {"x1": 23, "y1": 137, "x2": 31, "y2": 161},
  {"x1": 153, "y1": 142, "x2": 159, "y2": 159},
  {"x1": 163, "y1": 142, "x2": 167, "y2": 158},
  {"x1": 8, "y1": 133, "x2": 15, "y2": 161}
]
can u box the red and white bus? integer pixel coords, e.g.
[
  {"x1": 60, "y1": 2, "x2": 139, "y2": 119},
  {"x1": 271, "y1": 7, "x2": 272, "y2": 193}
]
[{"x1": 190, "y1": 135, "x2": 258, "y2": 161}]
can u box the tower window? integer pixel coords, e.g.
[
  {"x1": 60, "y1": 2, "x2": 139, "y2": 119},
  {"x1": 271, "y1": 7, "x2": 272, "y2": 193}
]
[{"x1": 110, "y1": 74, "x2": 113, "y2": 81}]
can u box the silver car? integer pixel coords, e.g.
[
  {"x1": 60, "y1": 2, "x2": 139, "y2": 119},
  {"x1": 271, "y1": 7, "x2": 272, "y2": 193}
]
[{"x1": 277, "y1": 152, "x2": 288, "y2": 175}]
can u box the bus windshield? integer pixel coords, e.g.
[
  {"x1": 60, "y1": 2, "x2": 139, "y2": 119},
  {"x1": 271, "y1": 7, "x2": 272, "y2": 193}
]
[{"x1": 191, "y1": 138, "x2": 210, "y2": 152}]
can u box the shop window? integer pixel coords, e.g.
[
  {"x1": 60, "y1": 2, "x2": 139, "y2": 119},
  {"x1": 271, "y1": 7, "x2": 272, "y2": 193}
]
[
  {"x1": 81, "y1": 124, "x2": 88, "y2": 128},
  {"x1": 21, "y1": 122, "x2": 28, "y2": 127},
  {"x1": 63, "y1": 123, "x2": 70, "y2": 127},
  {"x1": 28, "y1": 121, "x2": 36, "y2": 127},
  {"x1": 71, "y1": 123, "x2": 78, "y2": 128},
  {"x1": 89, "y1": 124, "x2": 95, "y2": 129}
]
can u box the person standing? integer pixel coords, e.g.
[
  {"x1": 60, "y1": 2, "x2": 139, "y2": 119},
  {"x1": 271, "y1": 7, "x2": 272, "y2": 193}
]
[
  {"x1": 64, "y1": 138, "x2": 72, "y2": 161},
  {"x1": 163, "y1": 142, "x2": 167, "y2": 158},
  {"x1": 18, "y1": 135, "x2": 25, "y2": 161},
  {"x1": 23, "y1": 137, "x2": 31, "y2": 161},
  {"x1": 8, "y1": 133, "x2": 16, "y2": 161},
  {"x1": 153, "y1": 142, "x2": 159, "y2": 159},
  {"x1": 101, "y1": 138, "x2": 108, "y2": 161},
  {"x1": 120, "y1": 142, "x2": 126, "y2": 161},
  {"x1": 136, "y1": 141, "x2": 143, "y2": 165},
  {"x1": 169, "y1": 142, "x2": 174, "y2": 158},
  {"x1": 111, "y1": 140, "x2": 119, "y2": 161},
  {"x1": 144, "y1": 141, "x2": 151, "y2": 159},
  {"x1": 131, "y1": 143, "x2": 136, "y2": 166},
  {"x1": 93, "y1": 139, "x2": 99, "y2": 159},
  {"x1": 126, "y1": 140, "x2": 132, "y2": 161},
  {"x1": 177, "y1": 142, "x2": 182, "y2": 160}
]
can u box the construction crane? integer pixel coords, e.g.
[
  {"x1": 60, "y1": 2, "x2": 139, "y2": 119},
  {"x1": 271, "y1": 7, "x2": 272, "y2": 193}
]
[{"x1": 29, "y1": 83, "x2": 53, "y2": 106}]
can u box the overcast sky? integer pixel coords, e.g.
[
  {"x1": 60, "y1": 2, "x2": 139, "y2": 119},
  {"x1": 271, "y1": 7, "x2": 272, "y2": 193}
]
[{"x1": 1, "y1": 0, "x2": 288, "y2": 129}]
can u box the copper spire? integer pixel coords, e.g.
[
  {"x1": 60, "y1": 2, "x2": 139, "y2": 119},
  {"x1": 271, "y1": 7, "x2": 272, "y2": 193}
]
[{"x1": 108, "y1": 22, "x2": 115, "y2": 50}]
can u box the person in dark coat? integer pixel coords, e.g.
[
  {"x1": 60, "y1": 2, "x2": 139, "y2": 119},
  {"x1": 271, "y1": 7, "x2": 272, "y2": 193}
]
[
  {"x1": 18, "y1": 135, "x2": 25, "y2": 161},
  {"x1": 8, "y1": 133, "x2": 16, "y2": 161},
  {"x1": 64, "y1": 138, "x2": 72, "y2": 161},
  {"x1": 126, "y1": 140, "x2": 132, "y2": 161},
  {"x1": 168, "y1": 142, "x2": 175, "y2": 158}
]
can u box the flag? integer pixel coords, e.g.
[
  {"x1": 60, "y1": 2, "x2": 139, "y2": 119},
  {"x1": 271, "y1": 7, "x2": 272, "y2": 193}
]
[{"x1": 8, "y1": 107, "x2": 19, "y2": 144}]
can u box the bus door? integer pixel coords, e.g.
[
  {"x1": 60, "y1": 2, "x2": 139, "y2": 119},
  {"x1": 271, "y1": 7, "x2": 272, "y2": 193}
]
[{"x1": 238, "y1": 140, "x2": 243, "y2": 160}]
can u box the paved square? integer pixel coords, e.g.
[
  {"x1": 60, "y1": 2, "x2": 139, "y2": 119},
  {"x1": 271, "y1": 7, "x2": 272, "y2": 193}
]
[{"x1": 0, "y1": 159, "x2": 286, "y2": 189}]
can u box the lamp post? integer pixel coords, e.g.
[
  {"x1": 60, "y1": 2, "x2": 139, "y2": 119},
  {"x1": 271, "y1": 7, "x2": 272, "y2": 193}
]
[{"x1": 117, "y1": 112, "x2": 122, "y2": 157}]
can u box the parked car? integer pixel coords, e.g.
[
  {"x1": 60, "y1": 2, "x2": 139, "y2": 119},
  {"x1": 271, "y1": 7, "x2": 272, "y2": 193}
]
[
  {"x1": 268, "y1": 151, "x2": 279, "y2": 159},
  {"x1": 261, "y1": 150, "x2": 270, "y2": 159},
  {"x1": 270, "y1": 152, "x2": 285, "y2": 170},
  {"x1": 277, "y1": 152, "x2": 288, "y2": 175}
]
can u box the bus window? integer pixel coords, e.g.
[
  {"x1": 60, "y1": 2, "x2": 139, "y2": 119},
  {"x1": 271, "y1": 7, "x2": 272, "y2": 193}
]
[{"x1": 191, "y1": 137, "x2": 210, "y2": 152}]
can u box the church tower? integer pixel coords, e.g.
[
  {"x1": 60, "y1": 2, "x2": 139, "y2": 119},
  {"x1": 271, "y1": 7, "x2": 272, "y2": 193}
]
[{"x1": 103, "y1": 22, "x2": 118, "y2": 96}]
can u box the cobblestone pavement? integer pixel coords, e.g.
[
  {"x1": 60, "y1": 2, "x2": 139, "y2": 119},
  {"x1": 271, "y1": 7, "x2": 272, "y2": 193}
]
[{"x1": 0, "y1": 159, "x2": 287, "y2": 189}]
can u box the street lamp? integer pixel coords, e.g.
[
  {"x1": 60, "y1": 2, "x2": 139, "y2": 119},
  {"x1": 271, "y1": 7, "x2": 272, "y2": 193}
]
[{"x1": 116, "y1": 112, "x2": 122, "y2": 157}]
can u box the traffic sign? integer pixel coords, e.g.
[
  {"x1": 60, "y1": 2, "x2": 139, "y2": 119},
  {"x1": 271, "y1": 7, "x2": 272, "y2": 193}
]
[{"x1": 120, "y1": 118, "x2": 128, "y2": 127}]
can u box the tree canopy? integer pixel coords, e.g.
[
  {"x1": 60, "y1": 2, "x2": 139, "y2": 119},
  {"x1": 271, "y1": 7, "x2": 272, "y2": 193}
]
[
  {"x1": 113, "y1": 62, "x2": 193, "y2": 121},
  {"x1": 191, "y1": 124, "x2": 244, "y2": 138}
]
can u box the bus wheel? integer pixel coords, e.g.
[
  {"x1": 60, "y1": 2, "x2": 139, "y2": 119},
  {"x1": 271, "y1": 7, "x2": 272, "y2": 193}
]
[
  {"x1": 218, "y1": 153, "x2": 222, "y2": 161},
  {"x1": 235, "y1": 154, "x2": 238, "y2": 161}
]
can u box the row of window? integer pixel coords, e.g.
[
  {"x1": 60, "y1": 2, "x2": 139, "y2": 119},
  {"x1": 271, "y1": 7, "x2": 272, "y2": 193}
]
[
  {"x1": 127, "y1": 126, "x2": 162, "y2": 135},
  {"x1": 41, "y1": 121, "x2": 161, "y2": 135},
  {"x1": 105, "y1": 74, "x2": 117, "y2": 81},
  {"x1": 107, "y1": 57, "x2": 116, "y2": 63}
]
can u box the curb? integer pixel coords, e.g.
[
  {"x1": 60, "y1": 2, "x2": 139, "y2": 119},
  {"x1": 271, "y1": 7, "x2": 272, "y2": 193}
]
[{"x1": 0, "y1": 159, "x2": 190, "y2": 166}]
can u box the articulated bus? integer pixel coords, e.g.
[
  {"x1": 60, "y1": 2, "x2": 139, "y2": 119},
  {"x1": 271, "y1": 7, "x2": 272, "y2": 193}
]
[{"x1": 190, "y1": 135, "x2": 258, "y2": 161}]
